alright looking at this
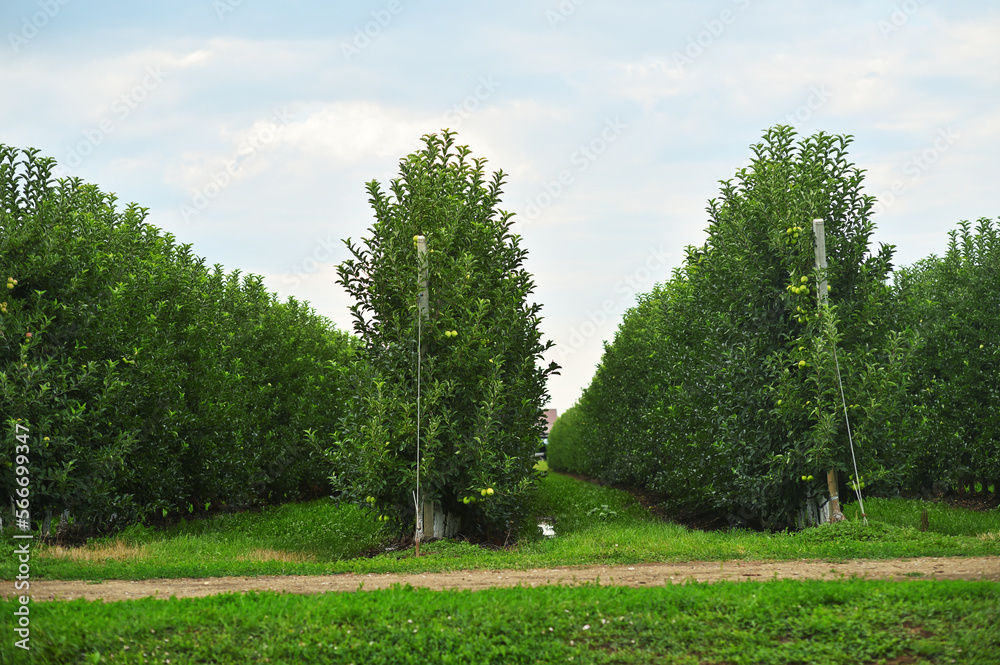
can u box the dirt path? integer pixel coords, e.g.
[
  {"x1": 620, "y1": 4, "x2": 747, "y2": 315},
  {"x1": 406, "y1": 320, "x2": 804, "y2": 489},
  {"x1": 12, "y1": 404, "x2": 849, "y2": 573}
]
[{"x1": 14, "y1": 557, "x2": 1000, "y2": 602}]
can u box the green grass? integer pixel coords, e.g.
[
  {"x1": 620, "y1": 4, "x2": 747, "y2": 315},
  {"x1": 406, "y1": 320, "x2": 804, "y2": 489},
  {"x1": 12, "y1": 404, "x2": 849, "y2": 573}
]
[
  {"x1": 0, "y1": 499, "x2": 392, "y2": 581},
  {"x1": 2, "y1": 473, "x2": 997, "y2": 581},
  {"x1": 862, "y1": 496, "x2": 1000, "y2": 537},
  {"x1": 2, "y1": 580, "x2": 998, "y2": 664},
  {"x1": 3, "y1": 473, "x2": 998, "y2": 663}
]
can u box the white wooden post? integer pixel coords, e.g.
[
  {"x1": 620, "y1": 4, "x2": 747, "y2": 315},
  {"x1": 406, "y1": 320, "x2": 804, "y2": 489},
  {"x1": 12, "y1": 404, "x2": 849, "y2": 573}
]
[
  {"x1": 415, "y1": 235, "x2": 428, "y2": 555},
  {"x1": 812, "y1": 219, "x2": 845, "y2": 523},
  {"x1": 416, "y1": 236, "x2": 429, "y2": 320},
  {"x1": 412, "y1": 236, "x2": 461, "y2": 549}
]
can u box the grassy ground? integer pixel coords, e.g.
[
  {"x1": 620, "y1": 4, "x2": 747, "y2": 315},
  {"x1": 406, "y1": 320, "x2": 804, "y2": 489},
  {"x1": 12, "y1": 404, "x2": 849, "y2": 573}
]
[
  {"x1": 3, "y1": 578, "x2": 998, "y2": 663},
  {"x1": 3, "y1": 472, "x2": 999, "y2": 663},
  {"x1": 3, "y1": 472, "x2": 998, "y2": 581}
]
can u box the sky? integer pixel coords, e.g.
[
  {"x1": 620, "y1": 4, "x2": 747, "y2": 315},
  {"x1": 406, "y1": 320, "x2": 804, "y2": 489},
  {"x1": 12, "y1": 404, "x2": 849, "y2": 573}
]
[{"x1": 1, "y1": 0, "x2": 997, "y2": 414}]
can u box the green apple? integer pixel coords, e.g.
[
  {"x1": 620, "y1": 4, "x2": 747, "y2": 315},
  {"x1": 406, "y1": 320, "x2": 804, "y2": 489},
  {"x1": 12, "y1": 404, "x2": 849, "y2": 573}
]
[
  {"x1": 481, "y1": 488, "x2": 487, "y2": 497},
  {"x1": 487, "y1": 487, "x2": 494, "y2": 495},
  {"x1": 798, "y1": 360, "x2": 806, "y2": 368}
]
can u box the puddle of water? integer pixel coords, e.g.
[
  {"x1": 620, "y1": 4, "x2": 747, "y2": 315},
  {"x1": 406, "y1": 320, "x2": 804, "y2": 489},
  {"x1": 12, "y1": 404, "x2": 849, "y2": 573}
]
[{"x1": 538, "y1": 521, "x2": 556, "y2": 538}]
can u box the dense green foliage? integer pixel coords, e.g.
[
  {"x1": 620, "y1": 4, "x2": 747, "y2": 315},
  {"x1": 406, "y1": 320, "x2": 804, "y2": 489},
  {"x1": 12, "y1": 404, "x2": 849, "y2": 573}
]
[
  {"x1": 5, "y1": 579, "x2": 998, "y2": 663},
  {"x1": 550, "y1": 127, "x2": 914, "y2": 528},
  {"x1": 325, "y1": 131, "x2": 557, "y2": 540},
  {"x1": 545, "y1": 403, "x2": 590, "y2": 475},
  {"x1": 895, "y1": 218, "x2": 1000, "y2": 493},
  {"x1": 1, "y1": 145, "x2": 356, "y2": 533},
  {"x1": 550, "y1": 287, "x2": 668, "y2": 481}
]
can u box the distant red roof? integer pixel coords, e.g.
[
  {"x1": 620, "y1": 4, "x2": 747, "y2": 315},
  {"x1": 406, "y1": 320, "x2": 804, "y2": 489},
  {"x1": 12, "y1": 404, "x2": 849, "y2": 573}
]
[{"x1": 541, "y1": 409, "x2": 558, "y2": 436}]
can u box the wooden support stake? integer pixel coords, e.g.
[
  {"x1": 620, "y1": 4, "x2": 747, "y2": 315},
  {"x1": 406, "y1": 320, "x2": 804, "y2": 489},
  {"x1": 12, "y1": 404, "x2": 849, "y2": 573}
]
[
  {"x1": 415, "y1": 235, "x2": 428, "y2": 556},
  {"x1": 813, "y1": 219, "x2": 845, "y2": 523}
]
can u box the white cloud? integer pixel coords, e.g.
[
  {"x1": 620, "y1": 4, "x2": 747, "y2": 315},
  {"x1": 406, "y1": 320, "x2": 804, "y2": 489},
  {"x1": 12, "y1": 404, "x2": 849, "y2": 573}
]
[{"x1": 277, "y1": 102, "x2": 432, "y2": 164}]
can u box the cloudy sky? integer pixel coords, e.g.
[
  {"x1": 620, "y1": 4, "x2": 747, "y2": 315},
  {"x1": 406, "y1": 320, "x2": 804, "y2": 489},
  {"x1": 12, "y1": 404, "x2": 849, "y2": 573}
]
[{"x1": 2, "y1": 0, "x2": 997, "y2": 413}]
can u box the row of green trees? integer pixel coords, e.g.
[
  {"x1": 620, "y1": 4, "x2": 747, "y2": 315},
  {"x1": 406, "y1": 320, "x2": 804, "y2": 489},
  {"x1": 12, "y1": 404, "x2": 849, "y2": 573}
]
[
  {"x1": 548, "y1": 127, "x2": 998, "y2": 528},
  {"x1": 894, "y1": 218, "x2": 1000, "y2": 492},
  {"x1": 3, "y1": 133, "x2": 557, "y2": 542},
  {"x1": 2, "y1": 145, "x2": 357, "y2": 533}
]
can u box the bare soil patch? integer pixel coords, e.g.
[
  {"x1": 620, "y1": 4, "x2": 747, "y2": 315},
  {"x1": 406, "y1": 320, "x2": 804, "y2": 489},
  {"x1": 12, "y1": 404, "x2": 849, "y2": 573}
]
[{"x1": 12, "y1": 556, "x2": 1000, "y2": 603}]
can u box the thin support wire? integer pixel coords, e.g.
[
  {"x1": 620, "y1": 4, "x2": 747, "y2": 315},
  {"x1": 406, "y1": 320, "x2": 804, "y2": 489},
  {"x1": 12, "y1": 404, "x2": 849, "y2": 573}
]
[
  {"x1": 415, "y1": 287, "x2": 422, "y2": 549},
  {"x1": 830, "y1": 338, "x2": 868, "y2": 525}
]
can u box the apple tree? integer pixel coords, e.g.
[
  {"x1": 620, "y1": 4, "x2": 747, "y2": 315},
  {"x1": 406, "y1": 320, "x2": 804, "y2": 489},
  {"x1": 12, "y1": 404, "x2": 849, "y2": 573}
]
[
  {"x1": 328, "y1": 130, "x2": 557, "y2": 540},
  {"x1": 548, "y1": 127, "x2": 916, "y2": 528}
]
